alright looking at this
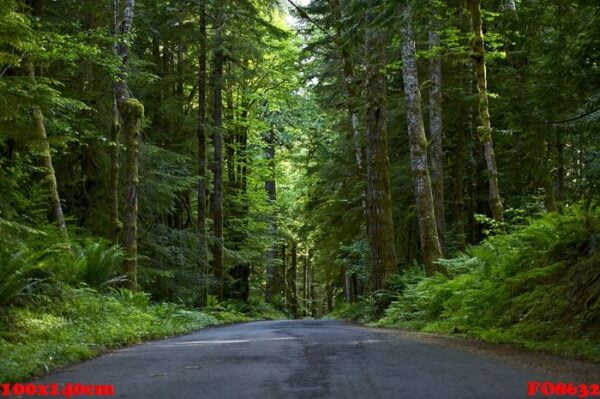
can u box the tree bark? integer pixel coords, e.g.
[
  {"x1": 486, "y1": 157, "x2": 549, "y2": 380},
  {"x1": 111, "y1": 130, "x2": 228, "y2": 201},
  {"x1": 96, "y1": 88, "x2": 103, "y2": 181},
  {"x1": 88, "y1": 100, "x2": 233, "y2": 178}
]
[
  {"x1": 364, "y1": 2, "x2": 398, "y2": 290},
  {"x1": 197, "y1": 1, "x2": 209, "y2": 305},
  {"x1": 428, "y1": 22, "x2": 446, "y2": 253},
  {"x1": 109, "y1": 0, "x2": 121, "y2": 244},
  {"x1": 114, "y1": 0, "x2": 143, "y2": 290},
  {"x1": 264, "y1": 124, "x2": 277, "y2": 302},
  {"x1": 109, "y1": 95, "x2": 122, "y2": 244},
  {"x1": 27, "y1": 63, "x2": 69, "y2": 242},
  {"x1": 211, "y1": 4, "x2": 225, "y2": 301},
  {"x1": 399, "y1": 4, "x2": 443, "y2": 276},
  {"x1": 467, "y1": 0, "x2": 504, "y2": 223},
  {"x1": 453, "y1": 102, "x2": 467, "y2": 250}
]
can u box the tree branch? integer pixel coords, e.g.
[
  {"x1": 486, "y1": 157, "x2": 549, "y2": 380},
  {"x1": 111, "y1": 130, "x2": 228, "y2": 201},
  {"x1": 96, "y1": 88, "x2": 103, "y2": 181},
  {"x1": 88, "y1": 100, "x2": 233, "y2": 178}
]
[{"x1": 286, "y1": 0, "x2": 336, "y2": 40}]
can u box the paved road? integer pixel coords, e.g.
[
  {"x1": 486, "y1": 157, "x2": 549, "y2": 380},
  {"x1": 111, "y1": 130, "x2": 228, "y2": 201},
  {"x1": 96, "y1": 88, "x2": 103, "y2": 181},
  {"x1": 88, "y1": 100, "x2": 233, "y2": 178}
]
[{"x1": 35, "y1": 320, "x2": 552, "y2": 398}]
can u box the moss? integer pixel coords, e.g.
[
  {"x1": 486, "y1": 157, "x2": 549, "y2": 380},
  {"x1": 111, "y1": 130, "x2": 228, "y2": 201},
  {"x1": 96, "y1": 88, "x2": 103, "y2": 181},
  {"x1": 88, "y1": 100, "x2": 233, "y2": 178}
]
[
  {"x1": 122, "y1": 98, "x2": 144, "y2": 119},
  {"x1": 477, "y1": 126, "x2": 492, "y2": 141}
]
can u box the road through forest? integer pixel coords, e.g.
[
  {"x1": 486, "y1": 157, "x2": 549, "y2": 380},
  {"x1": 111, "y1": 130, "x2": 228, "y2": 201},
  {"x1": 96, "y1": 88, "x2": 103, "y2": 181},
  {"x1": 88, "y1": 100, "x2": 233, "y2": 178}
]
[{"x1": 32, "y1": 320, "x2": 598, "y2": 398}]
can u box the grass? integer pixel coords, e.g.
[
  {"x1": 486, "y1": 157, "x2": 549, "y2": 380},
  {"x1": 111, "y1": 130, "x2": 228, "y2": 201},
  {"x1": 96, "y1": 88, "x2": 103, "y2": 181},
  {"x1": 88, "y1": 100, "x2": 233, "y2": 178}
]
[{"x1": 0, "y1": 287, "x2": 284, "y2": 382}]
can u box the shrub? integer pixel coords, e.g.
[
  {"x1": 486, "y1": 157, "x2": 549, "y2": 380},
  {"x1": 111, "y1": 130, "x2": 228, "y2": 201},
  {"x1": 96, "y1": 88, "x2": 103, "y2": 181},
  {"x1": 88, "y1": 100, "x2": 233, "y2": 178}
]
[
  {"x1": 0, "y1": 247, "x2": 46, "y2": 307},
  {"x1": 376, "y1": 205, "x2": 600, "y2": 361}
]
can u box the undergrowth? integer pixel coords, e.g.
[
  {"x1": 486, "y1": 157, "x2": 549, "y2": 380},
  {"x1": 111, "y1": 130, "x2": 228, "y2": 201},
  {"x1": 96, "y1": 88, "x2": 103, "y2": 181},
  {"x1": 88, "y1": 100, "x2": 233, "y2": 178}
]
[
  {"x1": 0, "y1": 287, "x2": 284, "y2": 382},
  {"x1": 332, "y1": 205, "x2": 600, "y2": 362}
]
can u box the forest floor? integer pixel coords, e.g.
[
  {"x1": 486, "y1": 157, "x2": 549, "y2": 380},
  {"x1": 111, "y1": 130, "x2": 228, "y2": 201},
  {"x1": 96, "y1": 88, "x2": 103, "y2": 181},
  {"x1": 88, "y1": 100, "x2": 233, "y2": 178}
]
[{"x1": 25, "y1": 320, "x2": 600, "y2": 399}]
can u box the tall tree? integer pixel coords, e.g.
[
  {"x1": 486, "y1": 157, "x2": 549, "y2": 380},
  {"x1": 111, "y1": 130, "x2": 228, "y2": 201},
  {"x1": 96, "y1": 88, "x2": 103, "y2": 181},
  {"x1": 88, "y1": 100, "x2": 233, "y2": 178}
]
[
  {"x1": 211, "y1": 3, "x2": 225, "y2": 300},
  {"x1": 289, "y1": 241, "x2": 298, "y2": 317},
  {"x1": 428, "y1": 6, "x2": 445, "y2": 252},
  {"x1": 364, "y1": 0, "x2": 398, "y2": 289},
  {"x1": 197, "y1": 0, "x2": 209, "y2": 304},
  {"x1": 329, "y1": 0, "x2": 364, "y2": 183},
  {"x1": 399, "y1": 3, "x2": 443, "y2": 275},
  {"x1": 114, "y1": 0, "x2": 144, "y2": 290},
  {"x1": 467, "y1": 0, "x2": 504, "y2": 223},
  {"x1": 108, "y1": 0, "x2": 122, "y2": 244},
  {"x1": 264, "y1": 123, "x2": 278, "y2": 302}
]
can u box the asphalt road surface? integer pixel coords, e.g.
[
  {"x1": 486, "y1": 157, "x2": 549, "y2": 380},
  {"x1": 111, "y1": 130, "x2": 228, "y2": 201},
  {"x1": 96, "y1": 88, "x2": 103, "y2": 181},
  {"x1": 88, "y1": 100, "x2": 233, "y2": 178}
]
[{"x1": 33, "y1": 320, "x2": 562, "y2": 398}]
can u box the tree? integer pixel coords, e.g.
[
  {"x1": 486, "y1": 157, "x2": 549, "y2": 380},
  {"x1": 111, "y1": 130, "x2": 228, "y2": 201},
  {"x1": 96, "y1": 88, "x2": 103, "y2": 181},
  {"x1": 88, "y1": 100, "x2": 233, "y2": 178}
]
[
  {"x1": 109, "y1": 0, "x2": 122, "y2": 244},
  {"x1": 114, "y1": 0, "x2": 144, "y2": 290},
  {"x1": 428, "y1": 3, "x2": 445, "y2": 252},
  {"x1": 399, "y1": 3, "x2": 443, "y2": 275},
  {"x1": 364, "y1": 0, "x2": 398, "y2": 289},
  {"x1": 27, "y1": 62, "x2": 69, "y2": 242},
  {"x1": 466, "y1": 0, "x2": 504, "y2": 223},
  {"x1": 211, "y1": 2, "x2": 225, "y2": 300},
  {"x1": 197, "y1": 0, "x2": 209, "y2": 304}
]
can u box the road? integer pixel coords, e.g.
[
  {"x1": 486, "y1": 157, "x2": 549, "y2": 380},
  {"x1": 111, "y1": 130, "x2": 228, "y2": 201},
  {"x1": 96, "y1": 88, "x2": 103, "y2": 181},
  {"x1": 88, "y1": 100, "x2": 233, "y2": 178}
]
[{"x1": 33, "y1": 320, "x2": 562, "y2": 398}]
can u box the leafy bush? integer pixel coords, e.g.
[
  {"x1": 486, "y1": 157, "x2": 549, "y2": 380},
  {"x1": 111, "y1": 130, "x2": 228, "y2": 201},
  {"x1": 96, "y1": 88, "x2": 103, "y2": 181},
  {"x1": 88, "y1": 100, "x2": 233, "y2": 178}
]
[
  {"x1": 76, "y1": 242, "x2": 125, "y2": 289},
  {"x1": 0, "y1": 247, "x2": 46, "y2": 307}
]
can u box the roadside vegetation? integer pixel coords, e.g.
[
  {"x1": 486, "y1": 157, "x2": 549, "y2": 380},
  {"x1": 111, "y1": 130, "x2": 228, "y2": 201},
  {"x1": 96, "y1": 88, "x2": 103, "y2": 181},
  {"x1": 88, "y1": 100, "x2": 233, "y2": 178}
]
[
  {"x1": 0, "y1": 225, "x2": 284, "y2": 383},
  {"x1": 329, "y1": 205, "x2": 600, "y2": 362}
]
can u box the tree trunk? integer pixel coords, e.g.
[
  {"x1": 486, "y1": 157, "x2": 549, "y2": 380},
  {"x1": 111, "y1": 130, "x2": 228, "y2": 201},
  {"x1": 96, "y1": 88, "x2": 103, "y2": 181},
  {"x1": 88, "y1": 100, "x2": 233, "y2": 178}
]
[
  {"x1": 303, "y1": 252, "x2": 308, "y2": 316},
  {"x1": 264, "y1": 125, "x2": 278, "y2": 302},
  {"x1": 281, "y1": 243, "x2": 288, "y2": 307},
  {"x1": 121, "y1": 99, "x2": 143, "y2": 290},
  {"x1": 467, "y1": 0, "x2": 504, "y2": 223},
  {"x1": 454, "y1": 104, "x2": 467, "y2": 250},
  {"x1": 428, "y1": 24, "x2": 446, "y2": 253},
  {"x1": 211, "y1": 4, "x2": 225, "y2": 301},
  {"x1": 364, "y1": 3, "x2": 398, "y2": 290},
  {"x1": 114, "y1": 0, "x2": 143, "y2": 290},
  {"x1": 27, "y1": 63, "x2": 69, "y2": 242},
  {"x1": 556, "y1": 131, "x2": 565, "y2": 202},
  {"x1": 109, "y1": 95, "x2": 121, "y2": 244},
  {"x1": 290, "y1": 242, "x2": 298, "y2": 318},
  {"x1": 329, "y1": 0, "x2": 365, "y2": 181},
  {"x1": 197, "y1": 1, "x2": 209, "y2": 305},
  {"x1": 399, "y1": 4, "x2": 443, "y2": 276},
  {"x1": 109, "y1": 0, "x2": 121, "y2": 244},
  {"x1": 536, "y1": 132, "x2": 558, "y2": 212}
]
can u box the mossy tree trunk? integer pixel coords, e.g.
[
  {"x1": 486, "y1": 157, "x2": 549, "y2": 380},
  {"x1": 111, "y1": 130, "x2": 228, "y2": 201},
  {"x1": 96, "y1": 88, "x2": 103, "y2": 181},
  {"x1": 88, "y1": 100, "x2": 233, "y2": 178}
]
[
  {"x1": 399, "y1": 4, "x2": 443, "y2": 276},
  {"x1": 108, "y1": 0, "x2": 122, "y2": 245},
  {"x1": 114, "y1": 0, "x2": 143, "y2": 290},
  {"x1": 428, "y1": 13, "x2": 446, "y2": 253},
  {"x1": 211, "y1": 3, "x2": 225, "y2": 301},
  {"x1": 109, "y1": 95, "x2": 122, "y2": 244},
  {"x1": 467, "y1": 0, "x2": 504, "y2": 223},
  {"x1": 121, "y1": 99, "x2": 143, "y2": 290},
  {"x1": 27, "y1": 63, "x2": 69, "y2": 242},
  {"x1": 364, "y1": 1, "x2": 398, "y2": 289},
  {"x1": 197, "y1": 1, "x2": 209, "y2": 305}
]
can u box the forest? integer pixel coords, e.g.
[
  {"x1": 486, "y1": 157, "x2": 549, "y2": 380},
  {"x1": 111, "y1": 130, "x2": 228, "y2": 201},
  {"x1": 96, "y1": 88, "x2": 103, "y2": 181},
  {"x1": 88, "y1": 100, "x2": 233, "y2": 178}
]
[{"x1": 0, "y1": 0, "x2": 599, "y2": 383}]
